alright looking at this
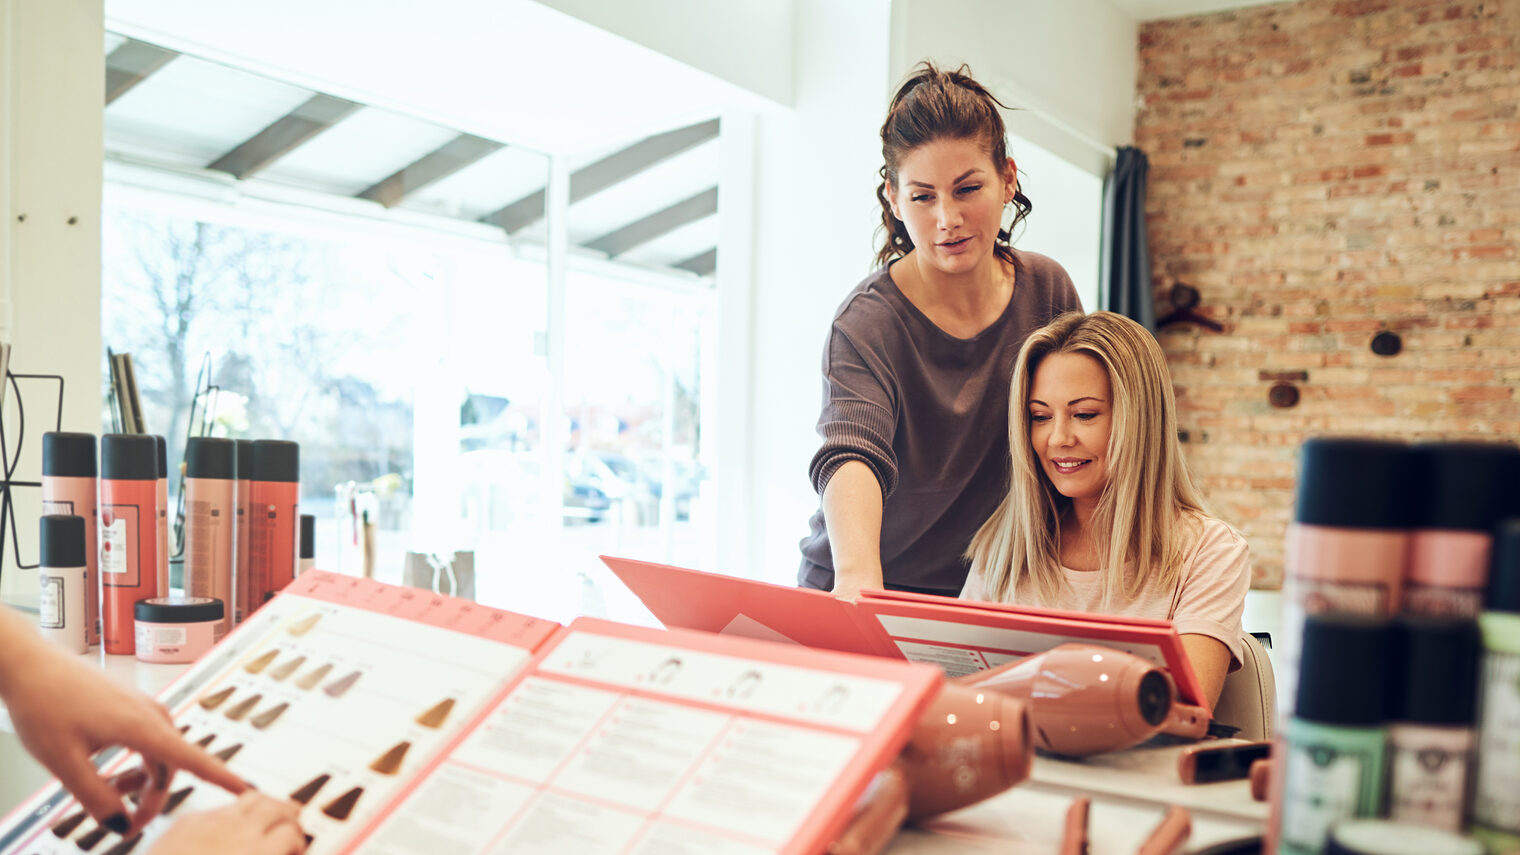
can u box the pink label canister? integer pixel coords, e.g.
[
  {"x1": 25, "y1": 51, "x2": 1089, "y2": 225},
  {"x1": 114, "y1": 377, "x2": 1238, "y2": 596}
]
[{"x1": 134, "y1": 596, "x2": 226, "y2": 664}]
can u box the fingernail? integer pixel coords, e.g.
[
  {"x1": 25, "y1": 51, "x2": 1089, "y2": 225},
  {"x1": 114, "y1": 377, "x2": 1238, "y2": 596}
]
[{"x1": 104, "y1": 813, "x2": 130, "y2": 834}]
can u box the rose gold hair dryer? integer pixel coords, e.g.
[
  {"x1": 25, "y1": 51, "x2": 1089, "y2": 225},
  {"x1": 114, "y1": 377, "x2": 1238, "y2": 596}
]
[
  {"x1": 958, "y1": 643, "x2": 1175, "y2": 756},
  {"x1": 827, "y1": 683, "x2": 1033, "y2": 855}
]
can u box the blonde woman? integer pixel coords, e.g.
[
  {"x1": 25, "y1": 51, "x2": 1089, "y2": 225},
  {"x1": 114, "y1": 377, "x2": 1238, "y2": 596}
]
[{"x1": 962, "y1": 311, "x2": 1250, "y2": 707}]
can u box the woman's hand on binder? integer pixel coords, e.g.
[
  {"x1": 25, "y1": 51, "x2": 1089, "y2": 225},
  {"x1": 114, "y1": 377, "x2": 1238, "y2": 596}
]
[
  {"x1": 147, "y1": 792, "x2": 306, "y2": 855},
  {"x1": 0, "y1": 607, "x2": 246, "y2": 835}
]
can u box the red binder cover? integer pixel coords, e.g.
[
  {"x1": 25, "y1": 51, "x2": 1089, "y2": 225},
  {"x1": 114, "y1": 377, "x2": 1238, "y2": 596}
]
[
  {"x1": 600, "y1": 555, "x2": 896, "y2": 656},
  {"x1": 601, "y1": 555, "x2": 1209, "y2": 710},
  {"x1": 344, "y1": 618, "x2": 943, "y2": 855},
  {"x1": 854, "y1": 589, "x2": 1210, "y2": 709}
]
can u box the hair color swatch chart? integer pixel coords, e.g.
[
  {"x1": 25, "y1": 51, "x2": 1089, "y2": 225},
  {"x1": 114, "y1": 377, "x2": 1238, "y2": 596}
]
[
  {"x1": 0, "y1": 575, "x2": 941, "y2": 855},
  {"x1": 0, "y1": 571, "x2": 558, "y2": 855}
]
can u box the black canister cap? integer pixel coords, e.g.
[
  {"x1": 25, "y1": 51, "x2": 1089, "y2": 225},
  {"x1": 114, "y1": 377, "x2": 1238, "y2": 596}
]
[
  {"x1": 1488, "y1": 518, "x2": 1520, "y2": 614},
  {"x1": 101, "y1": 434, "x2": 158, "y2": 481},
  {"x1": 42, "y1": 432, "x2": 96, "y2": 478},
  {"x1": 154, "y1": 435, "x2": 168, "y2": 478},
  {"x1": 39, "y1": 515, "x2": 87, "y2": 568},
  {"x1": 299, "y1": 514, "x2": 315, "y2": 559},
  {"x1": 1412, "y1": 441, "x2": 1520, "y2": 530},
  {"x1": 251, "y1": 440, "x2": 299, "y2": 482},
  {"x1": 236, "y1": 440, "x2": 254, "y2": 482},
  {"x1": 1394, "y1": 615, "x2": 1479, "y2": 725},
  {"x1": 1296, "y1": 613, "x2": 1395, "y2": 726},
  {"x1": 185, "y1": 437, "x2": 237, "y2": 480},
  {"x1": 135, "y1": 596, "x2": 225, "y2": 624},
  {"x1": 1295, "y1": 438, "x2": 1416, "y2": 529}
]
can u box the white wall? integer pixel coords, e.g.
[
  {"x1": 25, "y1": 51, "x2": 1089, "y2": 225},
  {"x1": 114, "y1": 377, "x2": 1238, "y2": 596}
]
[
  {"x1": 746, "y1": 0, "x2": 894, "y2": 583},
  {"x1": 532, "y1": 0, "x2": 796, "y2": 108},
  {"x1": 890, "y1": 0, "x2": 1138, "y2": 178},
  {"x1": 0, "y1": 0, "x2": 105, "y2": 601}
]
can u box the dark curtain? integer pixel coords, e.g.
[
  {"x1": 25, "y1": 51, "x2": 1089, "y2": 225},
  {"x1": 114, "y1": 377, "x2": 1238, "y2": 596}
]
[{"x1": 1099, "y1": 146, "x2": 1156, "y2": 333}]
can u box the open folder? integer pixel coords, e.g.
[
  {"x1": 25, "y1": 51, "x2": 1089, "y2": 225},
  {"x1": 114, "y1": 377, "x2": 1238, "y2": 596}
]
[
  {"x1": 600, "y1": 555, "x2": 1210, "y2": 711},
  {"x1": 0, "y1": 571, "x2": 942, "y2": 855}
]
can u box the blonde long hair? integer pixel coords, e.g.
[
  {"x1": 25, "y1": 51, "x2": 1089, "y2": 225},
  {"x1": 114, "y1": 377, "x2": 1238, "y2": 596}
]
[{"x1": 967, "y1": 311, "x2": 1207, "y2": 606}]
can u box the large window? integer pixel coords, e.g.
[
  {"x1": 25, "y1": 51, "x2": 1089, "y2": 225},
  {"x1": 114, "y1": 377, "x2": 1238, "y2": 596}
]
[{"x1": 100, "y1": 35, "x2": 721, "y2": 622}]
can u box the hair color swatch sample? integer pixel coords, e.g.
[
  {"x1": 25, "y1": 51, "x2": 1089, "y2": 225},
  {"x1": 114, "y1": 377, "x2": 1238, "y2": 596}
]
[
  {"x1": 164, "y1": 787, "x2": 195, "y2": 815},
  {"x1": 269, "y1": 655, "x2": 306, "y2": 682},
  {"x1": 289, "y1": 773, "x2": 331, "y2": 806},
  {"x1": 323, "y1": 670, "x2": 361, "y2": 698},
  {"x1": 295, "y1": 663, "x2": 333, "y2": 691},
  {"x1": 197, "y1": 686, "x2": 235, "y2": 710},
  {"x1": 369, "y1": 741, "x2": 411, "y2": 775},
  {"x1": 224, "y1": 694, "x2": 263, "y2": 721},
  {"x1": 288, "y1": 613, "x2": 321, "y2": 636},
  {"x1": 244, "y1": 649, "x2": 279, "y2": 674},
  {"x1": 74, "y1": 823, "x2": 110, "y2": 851},
  {"x1": 250, "y1": 702, "x2": 289, "y2": 730},
  {"x1": 103, "y1": 833, "x2": 143, "y2": 855},
  {"x1": 415, "y1": 698, "x2": 456, "y2": 729},
  {"x1": 214, "y1": 743, "x2": 243, "y2": 762},
  {"x1": 321, "y1": 786, "x2": 364, "y2": 821},
  {"x1": 194, "y1": 734, "x2": 215, "y2": 748},
  {"x1": 50, "y1": 810, "x2": 86, "y2": 838}
]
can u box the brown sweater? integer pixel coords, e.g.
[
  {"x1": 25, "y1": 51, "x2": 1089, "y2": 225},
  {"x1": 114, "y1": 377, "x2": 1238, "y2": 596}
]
[{"x1": 798, "y1": 249, "x2": 1082, "y2": 596}]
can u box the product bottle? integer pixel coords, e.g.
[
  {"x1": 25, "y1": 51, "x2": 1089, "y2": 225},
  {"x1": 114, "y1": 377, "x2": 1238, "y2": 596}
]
[
  {"x1": 234, "y1": 439, "x2": 253, "y2": 626},
  {"x1": 299, "y1": 513, "x2": 315, "y2": 576},
  {"x1": 153, "y1": 434, "x2": 169, "y2": 596},
  {"x1": 247, "y1": 440, "x2": 299, "y2": 608},
  {"x1": 99, "y1": 434, "x2": 159, "y2": 655},
  {"x1": 1472, "y1": 518, "x2": 1520, "y2": 853},
  {"x1": 1386, "y1": 615, "x2": 1479, "y2": 833},
  {"x1": 38, "y1": 515, "x2": 88, "y2": 654},
  {"x1": 1405, "y1": 441, "x2": 1520, "y2": 618},
  {"x1": 183, "y1": 437, "x2": 237, "y2": 639},
  {"x1": 1281, "y1": 438, "x2": 1413, "y2": 718},
  {"x1": 1277, "y1": 613, "x2": 1393, "y2": 855},
  {"x1": 40, "y1": 432, "x2": 99, "y2": 646}
]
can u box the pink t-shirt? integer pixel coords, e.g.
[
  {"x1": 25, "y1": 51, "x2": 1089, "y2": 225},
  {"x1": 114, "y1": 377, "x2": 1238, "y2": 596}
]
[{"x1": 960, "y1": 515, "x2": 1251, "y2": 667}]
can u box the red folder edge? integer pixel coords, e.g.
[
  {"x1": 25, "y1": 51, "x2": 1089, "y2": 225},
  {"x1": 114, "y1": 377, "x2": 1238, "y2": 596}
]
[{"x1": 854, "y1": 593, "x2": 1210, "y2": 712}]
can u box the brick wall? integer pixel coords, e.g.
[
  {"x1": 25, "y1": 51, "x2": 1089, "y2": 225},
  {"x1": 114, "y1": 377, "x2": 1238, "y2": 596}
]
[{"x1": 1136, "y1": 0, "x2": 1520, "y2": 587}]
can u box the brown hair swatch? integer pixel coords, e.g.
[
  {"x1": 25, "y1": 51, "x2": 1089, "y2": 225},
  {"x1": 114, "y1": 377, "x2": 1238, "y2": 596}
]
[
  {"x1": 223, "y1": 694, "x2": 262, "y2": 721},
  {"x1": 289, "y1": 773, "x2": 331, "y2": 805},
  {"x1": 243, "y1": 650, "x2": 279, "y2": 674},
  {"x1": 250, "y1": 702, "x2": 289, "y2": 730},
  {"x1": 197, "y1": 686, "x2": 234, "y2": 710},
  {"x1": 369, "y1": 742, "x2": 411, "y2": 775},
  {"x1": 321, "y1": 787, "x2": 363, "y2": 821},
  {"x1": 269, "y1": 655, "x2": 306, "y2": 681},
  {"x1": 415, "y1": 698, "x2": 456, "y2": 729}
]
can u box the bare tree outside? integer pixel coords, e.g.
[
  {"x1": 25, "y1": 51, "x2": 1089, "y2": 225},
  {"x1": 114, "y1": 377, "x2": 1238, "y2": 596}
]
[{"x1": 102, "y1": 207, "x2": 422, "y2": 566}]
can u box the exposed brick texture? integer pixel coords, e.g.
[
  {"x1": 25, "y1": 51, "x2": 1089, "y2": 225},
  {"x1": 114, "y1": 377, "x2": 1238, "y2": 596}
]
[{"x1": 1136, "y1": 0, "x2": 1520, "y2": 588}]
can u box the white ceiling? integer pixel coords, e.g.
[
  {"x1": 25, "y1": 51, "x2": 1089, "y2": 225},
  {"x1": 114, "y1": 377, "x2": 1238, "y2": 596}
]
[
  {"x1": 1110, "y1": 0, "x2": 1290, "y2": 21},
  {"x1": 105, "y1": 0, "x2": 759, "y2": 155}
]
